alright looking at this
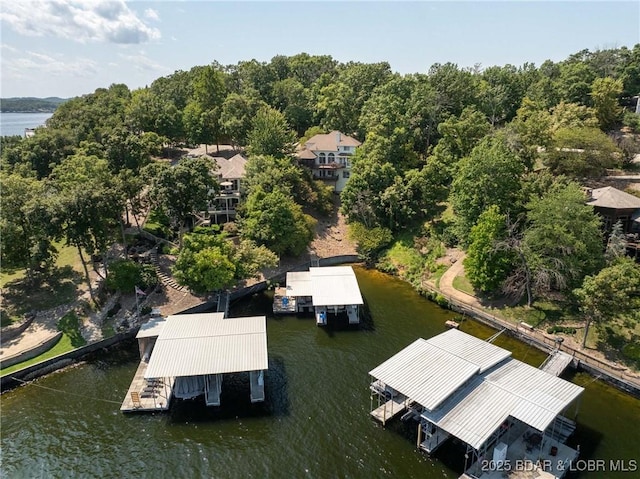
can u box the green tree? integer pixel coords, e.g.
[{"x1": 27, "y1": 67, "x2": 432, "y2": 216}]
[
  {"x1": 590, "y1": 77, "x2": 623, "y2": 130},
  {"x1": 450, "y1": 136, "x2": 525, "y2": 242},
  {"x1": 173, "y1": 228, "x2": 277, "y2": 294},
  {"x1": 544, "y1": 127, "x2": 621, "y2": 177},
  {"x1": 0, "y1": 173, "x2": 59, "y2": 284},
  {"x1": 106, "y1": 259, "x2": 157, "y2": 293},
  {"x1": 240, "y1": 188, "x2": 315, "y2": 256},
  {"x1": 522, "y1": 182, "x2": 604, "y2": 298},
  {"x1": 348, "y1": 222, "x2": 393, "y2": 262},
  {"x1": 605, "y1": 220, "x2": 627, "y2": 264},
  {"x1": 246, "y1": 106, "x2": 296, "y2": 158},
  {"x1": 51, "y1": 154, "x2": 124, "y2": 304},
  {"x1": 574, "y1": 258, "x2": 640, "y2": 348},
  {"x1": 220, "y1": 92, "x2": 265, "y2": 147},
  {"x1": 464, "y1": 206, "x2": 514, "y2": 293},
  {"x1": 190, "y1": 64, "x2": 227, "y2": 152},
  {"x1": 145, "y1": 157, "x2": 218, "y2": 243},
  {"x1": 427, "y1": 62, "x2": 478, "y2": 117},
  {"x1": 272, "y1": 78, "x2": 313, "y2": 136},
  {"x1": 549, "y1": 101, "x2": 599, "y2": 132},
  {"x1": 316, "y1": 61, "x2": 392, "y2": 135},
  {"x1": 433, "y1": 106, "x2": 491, "y2": 173},
  {"x1": 244, "y1": 154, "x2": 316, "y2": 206}
]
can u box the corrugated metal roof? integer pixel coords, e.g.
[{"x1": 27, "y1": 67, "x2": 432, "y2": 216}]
[
  {"x1": 369, "y1": 338, "x2": 480, "y2": 411},
  {"x1": 136, "y1": 316, "x2": 167, "y2": 339},
  {"x1": 427, "y1": 329, "x2": 512, "y2": 372},
  {"x1": 373, "y1": 330, "x2": 584, "y2": 451},
  {"x1": 144, "y1": 314, "x2": 268, "y2": 379},
  {"x1": 309, "y1": 266, "x2": 364, "y2": 306},
  {"x1": 285, "y1": 271, "x2": 313, "y2": 297}
]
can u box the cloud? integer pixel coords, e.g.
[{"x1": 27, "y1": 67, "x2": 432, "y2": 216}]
[
  {"x1": 118, "y1": 52, "x2": 164, "y2": 72},
  {"x1": 144, "y1": 8, "x2": 159, "y2": 21},
  {"x1": 0, "y1": 0, "x2": 161, "y2": 44},
  {"x1": 4, "y1": 50, "x2": 99, "y2": 78}
]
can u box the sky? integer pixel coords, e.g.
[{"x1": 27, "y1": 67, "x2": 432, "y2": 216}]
[{"x1": 1, "y1": 1, "x2": 639, "y2": 99}]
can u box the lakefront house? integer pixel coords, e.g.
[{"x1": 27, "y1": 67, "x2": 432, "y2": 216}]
[
  {"x1": 296, "y1": 131, "x2": 361, "y2": 193},
  {"x1": 206, "y1": 153, "x2": 248, "y2": 223}
]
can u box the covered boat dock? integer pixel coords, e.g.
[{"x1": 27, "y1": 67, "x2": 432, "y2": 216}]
[
  {"x1": 122, "y1": 313, "x2": 268, "y2": 412},
  {"x1": 274, "y1": 266, "x2": 363, "y2": 325},
  {"x1": 369, "y1": 329, "x2": 584, "y2": 478}
]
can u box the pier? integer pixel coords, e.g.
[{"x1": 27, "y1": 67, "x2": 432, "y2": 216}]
[
  {"x1": 120, "y1": 360, "x2": 173, "y2": 412},
  {"x1": 370, "y1": 395, "x2": 409, "y2": 425},
  {"x1": 540, "y1": 351, "x2": 574, "y2": 377}
]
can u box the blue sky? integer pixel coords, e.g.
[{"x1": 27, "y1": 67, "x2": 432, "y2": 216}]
[{"x1": 1, "y1": 1, "x2": 639, "y2": 98}]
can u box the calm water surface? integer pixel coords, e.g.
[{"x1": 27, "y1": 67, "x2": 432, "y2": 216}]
[
  {"x1": 2, "y1": 267, "x2": 639, "y2": 478},
  {"x1": 0, "y1": 112, "x2": 52, "y2": 137}
]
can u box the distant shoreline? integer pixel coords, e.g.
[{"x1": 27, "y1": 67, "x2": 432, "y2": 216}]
[
  {"x1": 1, "y1": 109, "x2": 57, "y2": 114},
  {"x1": 1, "y1": 97, "x2": 67, "y2": 114}
]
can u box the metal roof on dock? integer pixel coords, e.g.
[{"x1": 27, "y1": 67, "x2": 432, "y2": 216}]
[
  {"x1": 369, "y1": 330, "x2": 510, "y2": 411},
  {"x1": 136, "y1": 316, "x2": 168, "y2": 339},
  {"x1": 370, "y1": 329, "x2": 584, "y2": 451},
  {"x1": 144, "y1": 313, "x2": 268, "y2": 379},
  {"x1": 285, "y1": 266, "x2": 364, "y2": 307}
]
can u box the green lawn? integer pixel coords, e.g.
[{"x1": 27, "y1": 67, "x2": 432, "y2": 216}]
[
  {"x1": 0, "y1": 243, "x2": 86, "y2": 325},
  {"x1": 0, "y1": 311, "x2": 87, "y2": 377},
  {"x1": 0, "y1": 241, "x2": 83, "y2": 288},
  {"x1": 0, "y1": 334, "x2": 75, "y2": 377},
  {"x1": 452, "y1": 274, "x2": 475, "y2": 295}
]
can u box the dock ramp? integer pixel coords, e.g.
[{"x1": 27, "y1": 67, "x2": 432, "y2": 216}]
[{"x1": 540, "y1": 351, "x2": 574, "y2": 377}]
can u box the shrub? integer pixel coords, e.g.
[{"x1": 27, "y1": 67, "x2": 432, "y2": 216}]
[
  {"x1": 546, "y1": 325, "x2": 577, "y2": 335},
  {"x1": 106, "y1": 260, "x2": 157, "y2": 293},
  {"x1": 434, "y1": 294, "x2": 449, "y2": 308},
  {"x1": 348, "y1": 222, "x2": 393, "y2": 262}
]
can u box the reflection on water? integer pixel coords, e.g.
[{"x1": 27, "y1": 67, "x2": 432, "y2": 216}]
[{"x1": 2, "y1": 266, "x2": 638, "y2": 478}]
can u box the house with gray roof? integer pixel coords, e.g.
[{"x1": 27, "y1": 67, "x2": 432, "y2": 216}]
[
  {"x1": 207, "y1": 153, "x2": 248, "y2": 223},
  {"x1": 296, "y1": 131, "x2": 361, "y2": 192},
  {"x1": 586, "y1": 186, "x2": 640, "y2": 233}
]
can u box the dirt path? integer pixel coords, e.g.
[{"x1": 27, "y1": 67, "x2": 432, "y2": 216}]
[
  {"x1": 435, "y1": 248, "x2": 640, "y2": 384},
  {"x1": 438, "y1": 250, "x2": 483, "y2": 307}
]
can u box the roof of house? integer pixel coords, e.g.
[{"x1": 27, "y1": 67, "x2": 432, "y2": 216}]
[
  {"x1": 299, "y1": 131, "x2": 361, "y2": 154},
  {"x1": 144, "y1": 313, "x2": 268, "y2": 378},
  {"x1": 285, "y1": 266, "x2": 364, "y2": 306},
  {"x1": 370, "y1": 329, "x2": 584, "y2": 451},
  {"x1": 587, "y1": 186, "x2": 640, "y2": 210},
  {"x1": 211, "y1": 153, "x2": 248, "y2": 180}
]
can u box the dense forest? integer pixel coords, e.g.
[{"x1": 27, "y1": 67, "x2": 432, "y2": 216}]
[
  {"x1": 2, "y1": 46, "x2": 640, "y2": 357},
  {"x1": 1, "y1": 97, "x2": 68, "y2": 113}
]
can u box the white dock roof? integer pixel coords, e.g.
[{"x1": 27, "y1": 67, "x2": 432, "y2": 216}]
[
  {"x1": 285, "y1": 271, "x2": 313, "y2": 297},
  {"x1": 136, "y1": 316, "x2": 167, "y2": 339},
  {"x1": 144, "y1": 313, "x2": 268, "y2": 379},
  {"x1": 309, "y1": 266, "x2": 364, "y2": 307},
  {"x1": 421, "y1": 359, "x2": 584, "y2": 450},
  {"x1": 371, "y1": 330, "x2": 583, "y2": 451},
  {"x1": 369, "y1": 330, "x2": 511, "y2": 411}
]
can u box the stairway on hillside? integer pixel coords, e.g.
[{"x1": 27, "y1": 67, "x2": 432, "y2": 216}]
[{"x1": 149, "y1": 247, "x2": 186, "y2": 292}]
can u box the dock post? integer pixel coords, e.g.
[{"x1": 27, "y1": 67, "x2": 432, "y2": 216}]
[
  {"x1": 383, "y1": 399, "x2": 387, "y2": 427},
  {"x1": 417, "y1": 422, "x2": 422, "y2": 449}
]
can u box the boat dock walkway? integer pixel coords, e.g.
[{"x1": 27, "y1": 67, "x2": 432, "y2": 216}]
[
  {"x1": 370, "y1": 395, "x2": 409, "y2": 425},
  {"x1": 120, "y1": 360, "x2": 173, "y2": 412},
  {"x1": 273, "y1": 287, "x2": 296, "y2": 314},
  {"x1": 540, "y1": 351, "x2": 574, "y2": 377}
]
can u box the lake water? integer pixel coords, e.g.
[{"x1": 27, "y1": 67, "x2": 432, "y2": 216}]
[
  {"x1": 1, "y1": 267, "x2": 639, "y2": 478},
  {"x1": 0, "y1": 112, "x2": 53, "y2": 137}
]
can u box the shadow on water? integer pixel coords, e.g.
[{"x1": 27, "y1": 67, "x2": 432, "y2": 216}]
[{"x1": 168, "y1": 355, "x2": 290, "y2": 424}]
